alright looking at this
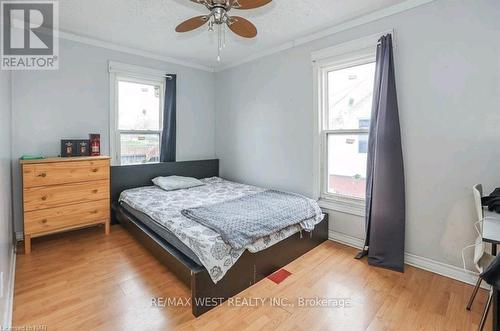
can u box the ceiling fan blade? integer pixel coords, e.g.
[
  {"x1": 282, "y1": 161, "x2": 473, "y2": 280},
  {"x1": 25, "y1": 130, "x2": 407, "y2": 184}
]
[
  {"x1": 232, "y1": 0, "x2": 272, "y2": 10},
  {"x1": 227, "y1": 16, "x2": 257, "y2": 38},
  {"x1": 175, "y1": 16, "x2": 209, "y2": 33}
]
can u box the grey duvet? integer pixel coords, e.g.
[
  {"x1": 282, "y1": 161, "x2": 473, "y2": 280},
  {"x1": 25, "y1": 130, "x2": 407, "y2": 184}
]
[{"x1": 181, "y1": 190, "x2": 322, "y2": 249}]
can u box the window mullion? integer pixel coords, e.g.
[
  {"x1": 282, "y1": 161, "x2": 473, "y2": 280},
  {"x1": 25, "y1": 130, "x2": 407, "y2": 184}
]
[
  {"x1": 118, "y1": 130, "x2": 162, "y2": 134},
  {"x1": 323, "y1": 129, "x2": 369, "y2": 135}
]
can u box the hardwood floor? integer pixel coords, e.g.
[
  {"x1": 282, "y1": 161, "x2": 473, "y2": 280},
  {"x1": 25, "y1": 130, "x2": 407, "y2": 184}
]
[{"x1": 13, "y1": 225, "x2": 491, "y2": 331}]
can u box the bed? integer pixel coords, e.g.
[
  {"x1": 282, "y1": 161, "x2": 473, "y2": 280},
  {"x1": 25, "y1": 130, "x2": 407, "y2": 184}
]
[{"x1": 111, "y1": 159, "x2": 329, "y2": 316}]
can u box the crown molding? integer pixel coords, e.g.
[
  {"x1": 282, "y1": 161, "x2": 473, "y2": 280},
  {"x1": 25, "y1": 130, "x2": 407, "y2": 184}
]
[
  {"x1": 58, "y1": 31, "x2": 216, "y2": 73},
  {"x1": 215, "y1": 0, "x2": 436, "y2": 72}
]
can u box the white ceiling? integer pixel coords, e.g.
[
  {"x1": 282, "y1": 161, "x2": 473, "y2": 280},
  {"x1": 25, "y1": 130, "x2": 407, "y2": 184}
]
[{"x1": 59, "y1": 0, "x2": 409, "y2": 69}]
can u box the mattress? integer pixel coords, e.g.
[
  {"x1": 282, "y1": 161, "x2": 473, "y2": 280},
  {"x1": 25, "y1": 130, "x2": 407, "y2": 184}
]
[
  {"x1": 119, "y1": 177, "x2": 324, "y2": 283},
  {"x1": 121, "y1": 202, "x2": 203, "y2": 266}
]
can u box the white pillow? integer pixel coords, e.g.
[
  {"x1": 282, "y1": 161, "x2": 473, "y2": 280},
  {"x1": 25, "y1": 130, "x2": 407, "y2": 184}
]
[{"x1": 152, "y1": 176, "x2": 205, "y2": 191}]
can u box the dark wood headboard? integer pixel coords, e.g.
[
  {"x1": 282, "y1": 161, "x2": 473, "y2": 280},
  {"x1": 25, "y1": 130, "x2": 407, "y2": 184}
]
[{"x1": 110, "y1": 159, "x2": 219, "y2": 205}]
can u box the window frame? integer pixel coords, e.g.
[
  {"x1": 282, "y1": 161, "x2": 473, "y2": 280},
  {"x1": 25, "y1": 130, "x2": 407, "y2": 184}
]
[
  {"x1": 109, "y1": 62, "x2": 167, "y2": 166},
  {"x1": 312, "y1": 33, "x2": 387, "y2": 216}
]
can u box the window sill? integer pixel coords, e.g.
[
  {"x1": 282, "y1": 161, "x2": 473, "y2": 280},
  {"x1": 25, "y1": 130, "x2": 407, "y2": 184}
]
[{"x1": 318, "y1": 196, "x2": 366, "y2": 217}]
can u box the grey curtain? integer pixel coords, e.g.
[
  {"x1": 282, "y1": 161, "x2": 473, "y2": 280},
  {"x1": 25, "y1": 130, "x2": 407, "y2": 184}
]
[
  {"x1": 160, "y1": 74, "x2": 176, "y2": 162},
  {"x1": 356, "y1": 34, "x2": 405, "y2": 272}
]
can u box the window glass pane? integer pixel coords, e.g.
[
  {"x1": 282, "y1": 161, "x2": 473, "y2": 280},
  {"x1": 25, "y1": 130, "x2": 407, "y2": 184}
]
[
  {"x1": 327, "y1": 62, "x2": 375, "y2": 130},
  {"x1": 118, "y1": 81, "x2": 161, "y2": 130},
  {"x1": 358, "y1": 135, "x2": 368, "y2": 154},
  {"x1": 327, "y1": 133, "x2": 368, "y2": 199},
  {"x1": 120, "y1": 133, "x2": 160, "y2": 165}
]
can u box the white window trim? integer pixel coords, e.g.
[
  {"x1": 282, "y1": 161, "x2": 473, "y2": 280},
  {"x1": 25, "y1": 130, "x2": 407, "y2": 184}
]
[
  {"x1": 109, "y1": 61, "x2": 168, "y2": 166},
  {"x1": 312, "y1": 31, "x2": 393, "y2": 216}
]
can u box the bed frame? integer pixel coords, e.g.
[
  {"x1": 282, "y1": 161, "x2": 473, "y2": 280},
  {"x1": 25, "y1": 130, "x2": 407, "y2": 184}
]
[{"x1": 111, "y1": 160, "x2": 329, "y2": 316}]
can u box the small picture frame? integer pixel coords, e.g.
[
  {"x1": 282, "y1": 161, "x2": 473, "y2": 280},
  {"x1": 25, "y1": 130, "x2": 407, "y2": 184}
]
[
  {"x1": 61, "y1": 140, "x2": 75, "y2": 157},
  {"x1": 89, "y1": 134, "x2": 101, "y2": 156},
  {"x1": 77, "y1": 140, "x2": 90, "y2": 156}
]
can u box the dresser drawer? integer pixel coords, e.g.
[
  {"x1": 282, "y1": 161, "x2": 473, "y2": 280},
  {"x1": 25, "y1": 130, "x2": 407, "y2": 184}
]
[
  {"x1": 22, "y1": 160, "x2": 109, "y2": 188},
  {"x1": 24, "y1": 200, "x2": 110, "y2": 235},
  {"x1": 23, "y1": 180, "x2": 109, "y2": 212}
]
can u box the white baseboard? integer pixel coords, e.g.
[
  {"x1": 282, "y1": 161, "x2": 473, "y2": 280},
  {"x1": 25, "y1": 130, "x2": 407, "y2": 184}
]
[
  {"x1": 329, "y1": 230, "x2": 483, "y2": 288},
  {"x1": 1, "y1": 245, "x2": 16, "y2": 328},
  {"x1": 329, "y1": 230, "x2": 365, "y2": 249}
]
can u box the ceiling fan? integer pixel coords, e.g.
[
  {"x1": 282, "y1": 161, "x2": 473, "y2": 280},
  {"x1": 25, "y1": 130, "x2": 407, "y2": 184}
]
[{"x1": 176, "y1": 0, "x2": 272, "y2": 61}]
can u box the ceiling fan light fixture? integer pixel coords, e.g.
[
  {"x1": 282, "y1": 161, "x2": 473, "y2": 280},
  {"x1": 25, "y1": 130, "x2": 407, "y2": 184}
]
[{"x1": 177, "y1": 0, "x2": 272, "y2": 61}]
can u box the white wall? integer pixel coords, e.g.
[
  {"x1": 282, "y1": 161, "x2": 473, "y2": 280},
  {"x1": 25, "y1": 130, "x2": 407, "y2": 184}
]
[
  {"x1": 0, "y1": 70, "x2": 14, "y2": 327},
  {"x1": 11, "y1": 39, "x2": 216, "y2": 233},
  {"x1": 215, "y1": 0, "x2": 500, "y2": 270}
]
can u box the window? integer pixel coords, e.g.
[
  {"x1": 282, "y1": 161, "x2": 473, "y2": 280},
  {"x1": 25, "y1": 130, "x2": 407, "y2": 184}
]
[
  {"x1": 116, "y1": 79, "x2": 163, "y2": 165},
  {"x1": 325, "y1": 61, "x2": 375, "y2": 200},
  {"x1": 109, "y1": 62, "x2": 166, "y2": 166},
  {"x1": 312, "y1": 34, "x2": 381, "y2": 215}
]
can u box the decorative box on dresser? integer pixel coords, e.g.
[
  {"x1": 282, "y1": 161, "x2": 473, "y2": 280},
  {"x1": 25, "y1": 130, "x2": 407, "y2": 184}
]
[{"x1": 20, "y1": 156, "x2": 111, "y2": 254}]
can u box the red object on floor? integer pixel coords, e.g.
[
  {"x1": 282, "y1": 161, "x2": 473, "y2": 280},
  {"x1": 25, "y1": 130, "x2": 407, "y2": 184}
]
[{"x1": 267, "y1": 269, "x2": 292, "y2": 284}]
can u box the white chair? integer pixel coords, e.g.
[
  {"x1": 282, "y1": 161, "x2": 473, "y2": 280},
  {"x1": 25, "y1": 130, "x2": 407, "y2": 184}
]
[{"x1": 463, "y1": 184, "x2": 495, "y2": 331}]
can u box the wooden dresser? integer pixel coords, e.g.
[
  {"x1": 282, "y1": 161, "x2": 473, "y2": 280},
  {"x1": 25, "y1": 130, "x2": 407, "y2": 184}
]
[{"x1": 21, "y1": 156, "x2": 111, "y2": 254}]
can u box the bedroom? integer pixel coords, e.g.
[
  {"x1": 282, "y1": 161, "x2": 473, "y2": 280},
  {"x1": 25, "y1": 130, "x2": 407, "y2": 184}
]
[{"x1": 1, "y1": 0, "x2": 500, "y2": 330}]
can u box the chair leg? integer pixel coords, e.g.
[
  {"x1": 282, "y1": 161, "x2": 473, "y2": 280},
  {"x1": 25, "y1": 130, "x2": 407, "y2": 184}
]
[
  {"x1": 478, "y1": 289, "x2": 494, "y2": 331},
  {"x1": 467, "y1": 277, "x2": 483, "y2": 310}
]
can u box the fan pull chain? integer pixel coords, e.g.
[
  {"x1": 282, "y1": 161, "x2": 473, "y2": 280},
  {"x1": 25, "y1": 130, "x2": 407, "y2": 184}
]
[
  {"x1": 223, "y1": 24, "x2": 226, "y2": 49},
  {"x1": 217, "y1": 23, "x2": 222, "y2": 62},
  {"x1": 217, "y1": 23, "x2": 227, "y2": 62}
]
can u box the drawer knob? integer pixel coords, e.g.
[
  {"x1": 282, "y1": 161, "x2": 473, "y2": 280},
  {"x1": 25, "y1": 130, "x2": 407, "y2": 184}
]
[
  {"x1": 41, "y1": 196, "x2": 47, "y2": 201},
  {"x1": 92, "y1": 168, "x2": 98, "y2": 173},
  {"x1": 92, "y1": 189, "x2": 98, "y2": 194},
  {"x1": 41, "y1": 219, "x2": 48, "y2": 224},
  {"x1": 91, "y1": 210, "x2": 98, "y2": 214},
  {"x1": 37, "y1": 173, "x2": 47, "y2": 178}
]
